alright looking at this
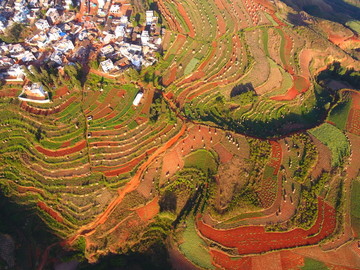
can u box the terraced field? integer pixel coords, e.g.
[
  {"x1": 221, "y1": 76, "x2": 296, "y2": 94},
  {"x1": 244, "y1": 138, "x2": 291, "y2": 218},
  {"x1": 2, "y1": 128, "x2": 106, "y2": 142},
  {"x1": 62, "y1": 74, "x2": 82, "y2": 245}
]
[{"x1": 0, "y1": 0, "x2": 359, "y2": 269}]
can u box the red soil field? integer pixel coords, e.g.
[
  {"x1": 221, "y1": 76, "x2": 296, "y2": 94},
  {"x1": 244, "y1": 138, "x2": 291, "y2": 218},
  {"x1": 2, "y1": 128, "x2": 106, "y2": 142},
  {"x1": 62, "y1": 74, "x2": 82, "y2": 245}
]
[
  {"x1": 116, "y1": 89, "x2": 126, "y2": 97},
  {"x1": 216, "y1": 14, "x2": 226, "y2": 38},
  {"x1": 268, "y1": 140, "x2": 282, "y2": 175},
  {"x1": 280, "y1": 251, "x2": 304, "y2": 269},
  {"x1": 156, "y1": 0, "x2": 182, "y2": 32},
  {"x1": 211, "y1": 249, "x2": 252, "y2": 270},
  {"x1": 213, "y1": 143, "x2": 233, "y2": 163},
  {"x1": 100, "y1": 147, "x2": 158, "y2": 177},
  {"x1": 0, "y1": 88, "x2": 21, "y2": 97},
  {"x1": 20, "y1": 96, "x2": 77, "y2": 116},
  {"x1": 17, "y1": 185, "x2": 44, "y2": 195},
  {"x1": 347, "y1": 92, "x2": 360, "y2": 136},
  {"x1": 53, "y1": 86, "x2": 69, "y2": 99},
  {"x1": 93, "y1": 106, "x2": 113, "y2": 120},
  {"x1": 163, "y1": 66, "x2": 178, "y2": 86},
  {"x1": 36, "y1": 140, "x2": 86, "y2": 157},
  {"x1": 197, "y1": 198, "x2": 336, "y2": 255},
  {"x1": 176, "y1": 2, "x2": 195, "y2": 38},
  {"x1": 135, "y1": 197, "x2": 159, "y2": 222},
  {"x1": 37, "y1": 201, "x2": 64, "y2": 223},
  {"x1": 60, "y1": 140, "x2": 71, "y2": 148},
  {"x1": 213, "y1": 0, "x2": 225, "y2": 10},
  {"x1": 271, "y1": 76, "x2": 310, "y2": 101},
  {"x1": 164, "y1": 34, "x2": 187, "y2": 61}
]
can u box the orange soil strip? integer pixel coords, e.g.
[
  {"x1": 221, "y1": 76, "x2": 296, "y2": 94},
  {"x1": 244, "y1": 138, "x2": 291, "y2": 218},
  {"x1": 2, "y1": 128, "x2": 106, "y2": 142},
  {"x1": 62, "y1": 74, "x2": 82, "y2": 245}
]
[
  {"x1": 60, "y1": 140, "x2": 71, "y2": 148},
  {"x1": 135, "y1": 197, "x2": 160, "y2": 222},
  {"x1": 164, "y1": 34, "x2": 187, "y2": 60},
  {"x1": 141, "y1": 89, "x2": 154, "y2": 115},
  {"x1": 0, "y1": 88, "x2": 21, "y2": 97},
  {"x1": 17, "y1": 185, "x2": 44, "y2": 195},
  {"x1": 175, "y1": 42, "x2": 216, "y2": 87},
  {"x1": 53, "y1": 86, "x2": 69, "y2": 99},
  {"x1": 156, "y1": 0, "x2": 182, "y2": 32},
  {"x1": 280, "y1": 251, "x2": 304, "y2": 269},
  {"x1": 99, "y1": 147, "x2": 157, "y2": 177},
  {"x1": 163, "y1": 65, "x2": 178, "y2": 86},
  {"x1": 213, "y1": 142, "x2": 233, "y2": 163},
  {"x1": 105, "y1": 111, "x2": 117, "y2": 120},
  {"x1": 176, "y1": 2, "x2": 195, "y2": 38},
  {"x1": 37, "y1": 201, "x2": 64, "y2": 223},
  {"x1": 116, "y1": 89, "x2": 126, "y2": 97},
  {"x1": 211, "y1": 249, "x2": 252, "y2": 270},
  {"x1": 66, "y1": 124, "x2": 186, "y2": 245},
  {"x1": 216, "y1": 14, "x2": 226, "y2": 38},
  {"x1": 36, "y1": 140, "x2": 86, "y2": 157},
  {"x1": 214, "y1": 0, "x2": 225, "y2": 10},
  {"x1": 89, "y1": 68, "x2": 116, "y2": 79},
  {"x1": 271, "y1": 75, "x2": 310, "y2": 101},
  {"x1": 20, "y1": 96, "x2": 77, "y2": 116},
  {"x1": 93, "y1": 106, "x2": 112, "y2": 120}
]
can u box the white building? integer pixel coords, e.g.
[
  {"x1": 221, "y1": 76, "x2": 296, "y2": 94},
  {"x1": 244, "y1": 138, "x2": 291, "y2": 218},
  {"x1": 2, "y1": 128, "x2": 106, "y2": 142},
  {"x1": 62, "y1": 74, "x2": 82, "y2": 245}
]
[
  {"x1": 100, "y1": 59, "x2": 114, "y2": 73},
  {"x1": 109, "y1": 4, "x2": 120, "y2": 13},
  {"x1": 100, "y1": 44, "x2": 114, "y2": 55},
  {"x1": 54, "y1": 39, "x2": 74, "y2": 53},
  {"x1": 133, "y1": 92, "x2": 143, "y2": 106},
  {"x1": 35, "y1": 19, "x2": 50, "y2": 30},
  {"x1": 146, "y1": 10, "x2": 157, "y2": 25},
  {"x1": 141, "y1": 30, "x2": 150, "y2": 45},
  {"x1": 6, "y1": 64, "x2": 24, "y2": 78},
  {"x1": 115, "y1": 25, "x2": 125, "y2": 38}
]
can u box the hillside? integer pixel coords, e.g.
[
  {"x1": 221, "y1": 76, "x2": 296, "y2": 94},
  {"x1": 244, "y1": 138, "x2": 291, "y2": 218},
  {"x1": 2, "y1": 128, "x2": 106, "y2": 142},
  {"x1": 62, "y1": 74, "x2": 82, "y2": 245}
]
[{"x1": 0, "y1": 0, "x2": 359, "y2": 269}]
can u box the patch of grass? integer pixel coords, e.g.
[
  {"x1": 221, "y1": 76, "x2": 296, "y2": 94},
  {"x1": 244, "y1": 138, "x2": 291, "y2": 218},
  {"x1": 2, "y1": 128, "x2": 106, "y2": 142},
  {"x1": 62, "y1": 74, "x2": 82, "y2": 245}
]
[
  {"x1": 346, "y1": 20, "x2": 360, "y2": 34},
  {"x1": 184, "y1": 58, "x2": 200, "y2": 76},
  {"x1": 301, "y1": 258, "x2": 328, "y2": 270},
  {"x1": 179, "y1": 217, "x2": 214, "y2": 269},
  {"x1": 351, "y1": 178, "x2": 360, "y2": 237},
  {"x1": 184, "y1": 149, "x2": 218, "y2": 175},
  {"x1": 327, "y1": 99, "x2": 351, "y2": 130},
  {"x1": 309, "y1": 123, "x2": 350, "y2": 167}
]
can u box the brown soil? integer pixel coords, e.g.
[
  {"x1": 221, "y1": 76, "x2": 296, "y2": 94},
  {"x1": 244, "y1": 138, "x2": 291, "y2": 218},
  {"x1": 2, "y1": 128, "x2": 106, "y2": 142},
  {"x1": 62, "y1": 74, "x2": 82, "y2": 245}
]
[{"x1": 309, "y1": 134, "x2": 332, "y2": 179}]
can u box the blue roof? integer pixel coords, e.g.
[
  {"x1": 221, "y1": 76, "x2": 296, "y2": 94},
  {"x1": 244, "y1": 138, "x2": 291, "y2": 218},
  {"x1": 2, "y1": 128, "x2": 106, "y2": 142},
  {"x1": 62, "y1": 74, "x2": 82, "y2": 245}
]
[{"x1": 60, "y1": 32, "x2": 66, "y2": 37}]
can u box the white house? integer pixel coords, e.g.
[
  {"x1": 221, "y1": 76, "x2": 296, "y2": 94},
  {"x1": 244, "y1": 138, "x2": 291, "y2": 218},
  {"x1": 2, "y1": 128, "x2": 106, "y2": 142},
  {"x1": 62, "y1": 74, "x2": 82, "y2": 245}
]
[
  {"x1": 100, "y1": 44, "x2": 114, "y2": 55},
  {"x1": 46, "y1": 8, "x2": 61, "y2": 25},
  {"x1": 6, "y1": 64, "x2": 25, "y2": 78},
  {"x1": 109, "y1": 4, "x2": 120, "y2": 13},
  {"x1": 146, "y1": 10, "x2": 157, "y2": 25},
  {"x1": 100, "y1": 59, "x2": 114, "y2": 73},
  {"x1": 141, "y1": 30, "x2": 150, "y2": 45},
  {"x1": 114, "y1": 25, "x2": 125, "y2": 38},
  {"x1": 133, "y1": 92, "x2": 143, "y2": 106},
  {"x1": 54, "y1": 39, "x2": 74, "y2": 53},
  {"x1": 35, "y1": 19, "x2": 50, "y2": 30}
]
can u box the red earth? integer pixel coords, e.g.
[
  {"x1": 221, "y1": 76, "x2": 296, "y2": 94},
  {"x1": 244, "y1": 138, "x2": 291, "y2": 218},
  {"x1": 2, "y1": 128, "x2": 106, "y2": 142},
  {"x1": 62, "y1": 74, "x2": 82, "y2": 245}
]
[
  {"x1": 135, "y1": 197, "x2": 160, "y2": 222},
  {"x1": 271, "y1": 76, "x2": 310, "y2": 101},
  {"x1": 36, "y1": 140, "x2": 86, "y2": 157},
  {"x1": 37, "y1": 201, "x2": 64, "y2": 223},
  {"x1": 197, "y1": 198, "x2": 336, "y2": 255}
]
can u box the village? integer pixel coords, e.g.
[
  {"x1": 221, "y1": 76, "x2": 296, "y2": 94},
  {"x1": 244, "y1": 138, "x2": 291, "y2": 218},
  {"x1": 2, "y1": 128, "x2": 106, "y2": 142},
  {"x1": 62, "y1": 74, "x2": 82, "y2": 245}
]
[{"x1": 0, "y1": 0, "x2": 163, "y2": 102}]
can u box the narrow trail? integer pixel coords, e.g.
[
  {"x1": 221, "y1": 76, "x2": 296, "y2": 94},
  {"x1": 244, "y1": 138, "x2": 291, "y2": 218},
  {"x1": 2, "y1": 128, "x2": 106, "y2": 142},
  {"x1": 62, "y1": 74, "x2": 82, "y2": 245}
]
[{"x1": 65, "y1": 122, "x2": 187, "y2": 245}]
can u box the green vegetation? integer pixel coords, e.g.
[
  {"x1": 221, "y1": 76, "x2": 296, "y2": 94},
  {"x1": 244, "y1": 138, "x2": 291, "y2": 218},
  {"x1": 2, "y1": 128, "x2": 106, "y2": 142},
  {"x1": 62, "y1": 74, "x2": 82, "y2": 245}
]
[
  {"x1": 184, "y1": 58, "x2": 200, "y2": 76},
  {"x1": 346, "y1": 20, "x2": 360, "y2": 34},
  {"x1": 351, "y1": 178, "x2": 360, "y2": 237},
  {"x1": 309, "y1": 123, "x2": 350, "y2": 167},
  {"x1": 184, "y1": 149, "x2": 218, "y2": 175},
  {"x1": 301, "y1": 257, "x2": 329, "y2": 270},
  {"x1": 327, "y1": 95, "x2": 351, "y2": 130},
  {"x1": 179, "y1": 217, "x2": 214, "y2": 269},
  {"x1": 0, "y1": 23, "x2": 31, "y2": 43}
]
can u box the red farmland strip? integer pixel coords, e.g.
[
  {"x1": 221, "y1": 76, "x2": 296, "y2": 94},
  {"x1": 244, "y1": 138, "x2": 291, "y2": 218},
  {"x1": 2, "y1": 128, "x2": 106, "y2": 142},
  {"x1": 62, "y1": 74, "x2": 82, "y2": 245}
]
[
  {"x1": 197, "y1": 198, "x2": 337, "y2": 255},
  {"x1": 176, "y1": 2, "x2": 195, "y2": 38},
  {"x1": 100, "y1": 147, "x2": 158, "y2": 176},
  {"x1": 37, "y1": 201, "x2": 64, "y2": 223},
  {"x1": 36, "y1": 140, "x2": 86, "y2": 157},
  {"x1": 211, "y1": 249, "x2": 252, "y2": 270}
]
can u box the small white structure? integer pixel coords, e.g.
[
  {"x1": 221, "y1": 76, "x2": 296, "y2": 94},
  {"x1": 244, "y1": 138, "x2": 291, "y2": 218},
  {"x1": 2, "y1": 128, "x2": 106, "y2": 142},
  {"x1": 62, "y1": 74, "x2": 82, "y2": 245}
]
[
  {"x1": 114, "y1": 25, "x2": 125, "y2": 38},
  {"x1": 109, "y1": 4, "x2": 120, "y2": 13},
  {"x1": 19, "y1": 83, "x2": 50, "y2": 103},
  {"x1": 133, "y1": 92, "x2": 143, "y2": 106},
  {"x1": 141, "y1": 30, "x2": 150, "y2": 45},
  {"x1": 35, "y1": 19, "x2": 50, "y2": 30},
  {"x1": 146, "y1": 10, "x2": 157, "y2": 25},
  {"x1": 54, "y1": 39, "x2": 74, "y2": 53},
  {"x1": 100, "y1": 59, "x2": 114, "y2": 73},
  {"x1": 100, "y1": 44, "x2": 114, "y2": 55}
]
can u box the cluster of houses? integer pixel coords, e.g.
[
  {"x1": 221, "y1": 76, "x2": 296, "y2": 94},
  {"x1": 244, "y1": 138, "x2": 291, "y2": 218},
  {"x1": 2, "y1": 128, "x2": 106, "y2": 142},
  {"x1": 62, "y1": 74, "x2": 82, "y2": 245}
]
[{"x1": 0, "y1": 0, "x2": 163, "y2": 102}]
